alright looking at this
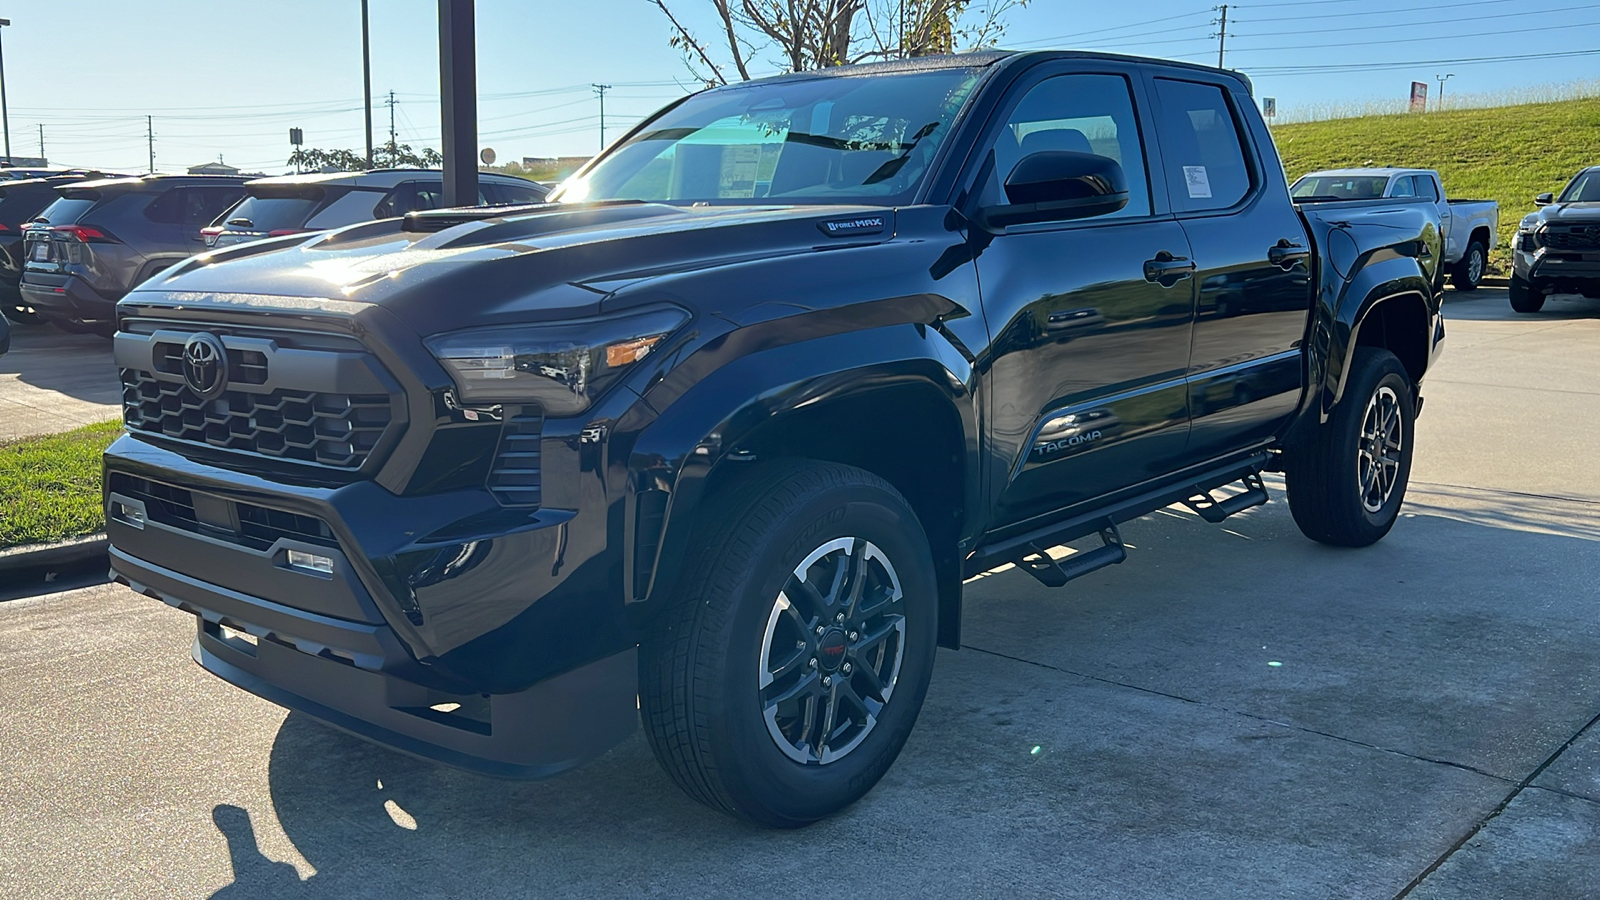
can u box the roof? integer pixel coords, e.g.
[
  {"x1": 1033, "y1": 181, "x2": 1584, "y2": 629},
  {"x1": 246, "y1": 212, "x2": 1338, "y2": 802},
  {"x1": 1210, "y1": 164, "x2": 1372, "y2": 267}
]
[
  {"x1": 56, "y1": 173, "x2": 250, "y2": 193},
  {"x1": 732, "y1": 49, "x2": 1248, "y2": 91},
  {"x1": 1299, "y1": 168, "x2": 1433, "y2": 179},
  {"x1": 243, "y1": 169, "x2": 543, "y2": 189}
]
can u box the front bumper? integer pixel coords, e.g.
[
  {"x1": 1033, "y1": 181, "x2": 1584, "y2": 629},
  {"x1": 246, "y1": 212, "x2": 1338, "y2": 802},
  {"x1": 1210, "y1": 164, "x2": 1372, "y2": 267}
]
[
  {"x1": 115, "y1": 543, "x2": 634, "y2": 778},
  {"x1": 20, "y1": 273, "x2": 118, "y2": 324},
  {"x1": 105, "y1": 434, "x2": 641, "y2": 777}
]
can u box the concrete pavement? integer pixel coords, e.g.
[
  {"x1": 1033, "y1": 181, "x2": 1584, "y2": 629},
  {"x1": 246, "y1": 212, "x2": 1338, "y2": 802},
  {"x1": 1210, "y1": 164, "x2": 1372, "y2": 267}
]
[
  {"x1": 0, "y1": 323, "x2": 122, "y2": 442},
  {"x1": 2, "y1": 287, "x2": 1599, "y2": 898}
]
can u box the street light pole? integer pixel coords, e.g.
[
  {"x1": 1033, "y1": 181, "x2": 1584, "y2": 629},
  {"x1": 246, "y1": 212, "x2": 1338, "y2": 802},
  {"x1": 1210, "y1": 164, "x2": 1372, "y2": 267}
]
[
  {"x1": 0, "y1": 19, "x2": 13, "y2": 163},
  {"x1": 1436, "y1": 73, "x2": 1454, "y2": 112}
]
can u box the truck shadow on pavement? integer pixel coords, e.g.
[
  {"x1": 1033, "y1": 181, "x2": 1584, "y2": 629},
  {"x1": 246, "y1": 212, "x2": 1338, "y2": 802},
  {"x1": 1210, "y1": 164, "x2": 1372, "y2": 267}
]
[{"x1": 213, "y1": 486, "x2": 1600, "y2": 899}]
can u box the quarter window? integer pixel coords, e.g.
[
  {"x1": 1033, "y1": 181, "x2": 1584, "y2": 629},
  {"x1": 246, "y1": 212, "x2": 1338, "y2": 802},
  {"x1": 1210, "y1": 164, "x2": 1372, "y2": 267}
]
[{"x1": 1151, "y1": 79, "x2": 1253, "y2": 212}]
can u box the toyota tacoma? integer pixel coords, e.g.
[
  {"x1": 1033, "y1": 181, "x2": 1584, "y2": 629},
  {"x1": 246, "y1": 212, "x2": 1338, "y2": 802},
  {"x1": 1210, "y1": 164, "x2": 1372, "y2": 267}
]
[{"x1": 105, "y1": 51, "x2": 1444, "y2": 827}]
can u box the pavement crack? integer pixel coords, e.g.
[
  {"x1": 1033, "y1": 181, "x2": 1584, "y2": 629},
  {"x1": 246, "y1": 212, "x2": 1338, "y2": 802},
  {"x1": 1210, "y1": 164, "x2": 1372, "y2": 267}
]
[
  {"x1": 1523, "y1": 782, "x2": 1600, "y2": 807},
  {"x1": 1392, "y1": 707, "x2": 1600, "y2": 899},
  {"x1": 960, "y1": 643, "x2": 1513, "y2": 784}
]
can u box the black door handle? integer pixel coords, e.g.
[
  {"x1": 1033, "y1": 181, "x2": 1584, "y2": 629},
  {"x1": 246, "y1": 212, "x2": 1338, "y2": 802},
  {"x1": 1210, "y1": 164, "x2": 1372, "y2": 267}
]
[
  {"x1": 1268, "y1": 239, "x2": 1310, "y2": 269},
  {"x1": 1143, "y1": 251, "x2": 1196, "y2": 286}
]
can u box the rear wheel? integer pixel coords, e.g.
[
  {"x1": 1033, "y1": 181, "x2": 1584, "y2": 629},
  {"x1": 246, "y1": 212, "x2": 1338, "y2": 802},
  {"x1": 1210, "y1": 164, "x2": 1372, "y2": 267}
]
[
  {"x1": 1509, "y1": 276, "x2": 1546, "y2": 313},
  {"x1": 1285, "y1": 348, "x2": 1415, "y2": 547},
  {"x1": 639, "y1": 460, "x2": 938, "y2": 827},
  {"x1": 1451, "y1": 239, "x2": 1487, "y2": 291}
]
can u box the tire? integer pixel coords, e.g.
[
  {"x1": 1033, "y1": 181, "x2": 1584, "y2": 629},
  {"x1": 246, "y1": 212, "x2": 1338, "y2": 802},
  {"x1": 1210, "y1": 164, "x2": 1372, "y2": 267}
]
[
  {"x1": 1284, "y1": 348, "x2": 1416, "y2": 547},
  {"x1": 1450, "y1": 239, "x2": 1486, "y2": 291},
  {"x1": 1509, "y1": 276, "x2": 1546, "y2": 313},
  {"x1": 639, "y1": 459, "x2": 938, "y2": 827}
]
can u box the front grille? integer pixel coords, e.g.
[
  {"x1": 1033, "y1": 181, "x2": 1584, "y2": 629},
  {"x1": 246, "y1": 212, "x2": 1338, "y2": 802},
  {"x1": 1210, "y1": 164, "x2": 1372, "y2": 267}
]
[
  {"x1": 487, "y1": 406, "x2": 544, "y2": 506},
  {"x1": 1540, "y1": 228, "x2": 1600, "y2": 251},
  {"x1": 116, "y1": 320, "x2": 402, "y2": 471},
  {"x1": 109, "y1": 473, "x2": 337, "y2": 552},
  {"x1": 121, "y1": 369, "x2": 392, "y2": 469}
]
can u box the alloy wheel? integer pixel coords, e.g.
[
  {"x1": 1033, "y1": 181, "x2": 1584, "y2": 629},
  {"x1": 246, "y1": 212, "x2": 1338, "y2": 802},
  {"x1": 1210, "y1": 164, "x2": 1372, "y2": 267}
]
[
  {"x1": 758, "y1": 537, "x2": 906, "y2": 765},
  {"x1": 1357, "y1": 385, "x2": 1404, "y2": 513}
]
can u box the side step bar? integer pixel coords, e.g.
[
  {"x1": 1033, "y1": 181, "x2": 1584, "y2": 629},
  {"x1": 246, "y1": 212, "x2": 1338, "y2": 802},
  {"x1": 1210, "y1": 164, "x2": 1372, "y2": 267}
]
[
  {"x1": 1181, "y1": 472, "x2": 1269, "y2": 523},
  {"x1": 1015, "y1": 521, "x2": 1126, "y2": 588}
]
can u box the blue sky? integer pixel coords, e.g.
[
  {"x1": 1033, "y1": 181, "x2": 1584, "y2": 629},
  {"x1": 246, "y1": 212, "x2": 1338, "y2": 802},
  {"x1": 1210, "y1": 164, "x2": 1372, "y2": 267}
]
[{"x1": 3, "y1": 0, "x2": 1596, "y2": 174}]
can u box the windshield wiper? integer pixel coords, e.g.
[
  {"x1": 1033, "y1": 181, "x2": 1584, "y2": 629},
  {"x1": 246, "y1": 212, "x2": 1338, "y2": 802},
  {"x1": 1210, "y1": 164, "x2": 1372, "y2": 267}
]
[{"x1": 862, "y1": 121, "x2": 942, "y2": 185}]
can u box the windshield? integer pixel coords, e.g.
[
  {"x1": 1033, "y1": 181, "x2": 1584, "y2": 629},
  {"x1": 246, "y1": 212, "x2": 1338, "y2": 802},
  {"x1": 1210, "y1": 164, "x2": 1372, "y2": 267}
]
[
  {"x1": 554, "y1": 68, "x2": 984, "y2": 206},
  {"x1": 1291, "y1": 175, "x2": 1392, "y2": 200},
  {"x1": 1559, "y1": 170, "x2": 1600, "y2": 203}
]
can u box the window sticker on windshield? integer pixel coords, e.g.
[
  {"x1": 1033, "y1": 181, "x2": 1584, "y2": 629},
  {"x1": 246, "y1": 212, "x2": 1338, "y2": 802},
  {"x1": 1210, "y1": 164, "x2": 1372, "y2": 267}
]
[
  {"x1": 718, "y1": 145, "x2": 762, "y2": 198},
  {"x1": 1183, "y1": 165, "x2": 1212, "y2": 199}
]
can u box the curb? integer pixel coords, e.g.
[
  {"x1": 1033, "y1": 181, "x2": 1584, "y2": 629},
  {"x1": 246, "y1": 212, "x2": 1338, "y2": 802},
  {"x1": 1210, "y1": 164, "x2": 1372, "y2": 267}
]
[{"x1": 0, "y1": 534, "x2": 108, "y2": 576}]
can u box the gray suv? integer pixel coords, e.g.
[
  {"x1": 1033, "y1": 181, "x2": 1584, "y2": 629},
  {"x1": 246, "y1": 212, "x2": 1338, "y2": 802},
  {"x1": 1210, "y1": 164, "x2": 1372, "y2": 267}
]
[
  {"x1": 205, "y1": 169, "x2": 549, "y2": 249},
  {"x1": 20, "y1": 175, "x2": 247, "y2": 334}
]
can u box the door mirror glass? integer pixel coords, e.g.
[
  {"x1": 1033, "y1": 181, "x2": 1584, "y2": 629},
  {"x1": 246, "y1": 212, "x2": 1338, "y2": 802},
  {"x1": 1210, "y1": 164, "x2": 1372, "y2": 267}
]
[
  {"x1": 1535, "y1": 192, "x2": 1554, "y2": 206},
  {"x1": 980, "y1": 151, "x2": 1128, "y2": 229}
]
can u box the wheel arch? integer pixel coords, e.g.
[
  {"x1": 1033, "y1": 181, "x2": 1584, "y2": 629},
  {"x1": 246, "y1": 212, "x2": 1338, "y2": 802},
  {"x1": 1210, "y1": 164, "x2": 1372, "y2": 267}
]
[{"x1": 623, "y1": 336, "x2": 977, "y2": 651}]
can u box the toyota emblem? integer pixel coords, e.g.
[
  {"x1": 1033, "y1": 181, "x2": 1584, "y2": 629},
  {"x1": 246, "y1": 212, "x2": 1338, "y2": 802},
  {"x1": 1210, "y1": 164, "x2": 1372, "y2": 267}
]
[{"x1": 182, "y1": 333, "x2": 229, "y2": 400}]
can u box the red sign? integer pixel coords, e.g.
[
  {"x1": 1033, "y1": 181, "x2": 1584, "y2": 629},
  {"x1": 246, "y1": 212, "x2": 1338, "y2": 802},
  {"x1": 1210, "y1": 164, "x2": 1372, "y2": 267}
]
[{"x1": 1410, "y1": 82, "x2": 1428, "y2": 112}]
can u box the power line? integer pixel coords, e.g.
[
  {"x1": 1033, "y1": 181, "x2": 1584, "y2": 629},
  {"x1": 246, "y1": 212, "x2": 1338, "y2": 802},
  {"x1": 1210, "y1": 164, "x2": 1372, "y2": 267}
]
[
  {"x1": 1247, "y1": 0, "x2": 1517, "y2": 22},
  {"x1": 1248, "y1": 47, "x2": 1600, "y2": 74},
  {"x1": 1008, "y1": 8, "x2": 1211, "y2": 47},
  {"x1": 1228, "y1": 16, "x2": 1600, "y2": 52},
  {"x1": 1233, "y1": 1, "x2": 1600, "y2": 38}
]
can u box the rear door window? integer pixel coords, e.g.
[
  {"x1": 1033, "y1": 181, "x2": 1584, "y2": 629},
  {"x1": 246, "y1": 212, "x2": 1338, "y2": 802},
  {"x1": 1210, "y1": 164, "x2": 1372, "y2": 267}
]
[
  {"x1": 1414, "y1": 174, "x2": 1439, "y2": 202},
  {"x1": 1151, "y1": 78, "x2": 1253, "y2": 212},
  {"x1": 195, "y1": 187, "x2": 245, "y2": 224},
  {"x1": 144, "y1": 188, "x2": 188, "y2": 224},
  {"x1": 490, "y1": 180, "x2": 548, "y2": 205},
  {"x1": 1390, "y1": 176, "x2": 1416, "y2": 198}
]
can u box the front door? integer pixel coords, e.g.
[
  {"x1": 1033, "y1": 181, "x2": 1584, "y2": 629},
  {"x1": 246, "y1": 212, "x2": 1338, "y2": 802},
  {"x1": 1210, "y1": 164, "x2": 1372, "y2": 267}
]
[{"x1": 971, "y1": 67, "x2": 1196, "y2": 531}]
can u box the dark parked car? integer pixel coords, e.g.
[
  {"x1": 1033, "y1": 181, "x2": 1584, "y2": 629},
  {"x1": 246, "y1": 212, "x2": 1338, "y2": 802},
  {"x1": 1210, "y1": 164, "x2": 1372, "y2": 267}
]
[
  {"x1": 106, "y1": 51, "x2": 1444, "y2": 827},
  {"x1": 0, "y1": 171, "x2": 124, "y2": 323},
  {"x1": 204, "y1": 169, "x2": 550, "y2": 249},
  {"x1": 1511, "y1": 165, "x2": 1600, "y2": 312},
  {"x1": 20, "y1": 175, "x2": 247, "y2": 334}
]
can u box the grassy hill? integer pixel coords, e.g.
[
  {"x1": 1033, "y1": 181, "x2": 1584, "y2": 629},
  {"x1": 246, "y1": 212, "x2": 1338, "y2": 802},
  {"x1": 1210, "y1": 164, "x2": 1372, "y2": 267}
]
[{"x1": 1271, "y1": 97, "x2": 1600, "y2": 266}]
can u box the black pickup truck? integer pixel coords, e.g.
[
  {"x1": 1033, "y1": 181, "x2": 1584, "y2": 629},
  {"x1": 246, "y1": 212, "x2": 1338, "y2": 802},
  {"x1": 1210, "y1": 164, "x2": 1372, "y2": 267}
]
[{"x1": 105, "y1": 51, "x2": 1444, "y2": 827}]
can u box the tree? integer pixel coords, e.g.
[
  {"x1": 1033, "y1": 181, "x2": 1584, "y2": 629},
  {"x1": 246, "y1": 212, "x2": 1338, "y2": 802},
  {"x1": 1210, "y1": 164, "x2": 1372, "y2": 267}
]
[
  {"x1": 285, "y1": 142, "x2": 443, "y2": 173},
  {"x1": 647, "y1": 0, "x2": 1026, "y2": 86}
]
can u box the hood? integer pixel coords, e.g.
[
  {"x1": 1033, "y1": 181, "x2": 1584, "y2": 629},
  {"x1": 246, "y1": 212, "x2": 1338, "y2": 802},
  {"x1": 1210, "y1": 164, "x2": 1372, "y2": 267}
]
[
  {"x1": 1532, "y1": 202, "x2": 1600, "y2": 227},
  {"x1": 126, "y1": 202, "x2": 900, "y2": 336}
]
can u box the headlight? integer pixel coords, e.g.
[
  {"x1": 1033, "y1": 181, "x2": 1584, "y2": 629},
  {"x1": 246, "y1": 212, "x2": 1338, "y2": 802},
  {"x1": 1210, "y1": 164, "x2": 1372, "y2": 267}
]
[{"x1": 425, "y1": 305, "x2": 689, "y2": 415}]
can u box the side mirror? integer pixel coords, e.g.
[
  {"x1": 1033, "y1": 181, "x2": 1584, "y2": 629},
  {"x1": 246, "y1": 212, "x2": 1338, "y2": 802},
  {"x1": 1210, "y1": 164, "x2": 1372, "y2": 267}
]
[
  {"x1": 1535, "y1": 192, "x2": 1554, "y2": 206},
  {"x1": 979, "y1": 151, "x2": 1129, "y2": 230}
]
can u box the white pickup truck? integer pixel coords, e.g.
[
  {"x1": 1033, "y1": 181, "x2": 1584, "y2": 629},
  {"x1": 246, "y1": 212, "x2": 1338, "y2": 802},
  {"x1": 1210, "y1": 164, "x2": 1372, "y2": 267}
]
[{"x1": 1291, "y1": 168, "x2": 1499, "y2": 290}]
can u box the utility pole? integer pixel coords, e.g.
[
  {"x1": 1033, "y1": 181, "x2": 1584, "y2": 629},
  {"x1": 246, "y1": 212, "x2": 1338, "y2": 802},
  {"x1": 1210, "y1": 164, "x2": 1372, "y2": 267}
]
[
  {"x1": 147, "y1": 116, "x2": 155, "y2": 174},
  {"x1": 0, "y1": 19, "x2": 12, "y2": 163},
  {"x1": 1213, "y1": 5, "x2": 1229, "y2": 69},
  {"x1": 1435, "y1": 73, "x2": 1454, "y2": 112},
  {"x1": 362, "y1": 0, "x2": 374, "y2": 169},
  {"x1": 37, "y1": 123, "x2": 43, "y2": 160},
  {"x1": 593, "y1": 83, "x2": 611, "y2": 152},
  {"x1": 385, "y1": 90, "x2": 397, "y2": 166}
]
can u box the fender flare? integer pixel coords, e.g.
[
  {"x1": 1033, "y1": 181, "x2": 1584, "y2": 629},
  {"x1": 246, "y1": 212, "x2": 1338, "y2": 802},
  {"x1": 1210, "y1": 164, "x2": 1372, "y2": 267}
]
[
  {"x1": 617, "y1": 321, "x2": 978, "y2": 647},
  {"x1": 1311, "y1": 254, "x2": 1438, "y2": 422}
]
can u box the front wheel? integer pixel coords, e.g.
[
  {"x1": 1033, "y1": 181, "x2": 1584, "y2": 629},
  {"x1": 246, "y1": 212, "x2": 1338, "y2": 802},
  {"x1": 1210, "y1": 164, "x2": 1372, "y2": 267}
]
[
  {"x1": 1284, "y1": 348, "x2": 1416, "y2": 547},
  {"x1": 640, "y1": 460, "x2": 938, "y2": 827},
  {"x1": 1451, "y1": 240, "x2": 1487, "y2": 291},
  {"x1": 1509, "y1": 276, "x2": 1546, "y2": 313}
]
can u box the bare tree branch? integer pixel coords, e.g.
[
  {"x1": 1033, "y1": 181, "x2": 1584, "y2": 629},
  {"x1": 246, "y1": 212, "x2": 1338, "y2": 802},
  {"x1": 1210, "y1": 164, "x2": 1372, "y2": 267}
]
[{"x1": 645, "y1": 0, "x2": 730, "y2": 85}]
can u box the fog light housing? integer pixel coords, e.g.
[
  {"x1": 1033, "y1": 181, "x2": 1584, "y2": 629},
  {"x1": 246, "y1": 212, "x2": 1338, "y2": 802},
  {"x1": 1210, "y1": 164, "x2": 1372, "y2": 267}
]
[
  {"x1": 111, "y1": 501, "x2": 145, "y2": 529},
  {"x1": 286, "y1": 549, "x2": 334, "y2": 575}
]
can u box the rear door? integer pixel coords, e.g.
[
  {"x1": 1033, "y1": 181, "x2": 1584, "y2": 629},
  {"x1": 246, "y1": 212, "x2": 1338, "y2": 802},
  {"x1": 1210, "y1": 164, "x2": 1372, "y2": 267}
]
[
  {"x1": 1146, "y1": 74, "x2": 1313, "y2": 460},
  {"x1": 970, "y1": 63, "x2": 1197, "y2": 529}
]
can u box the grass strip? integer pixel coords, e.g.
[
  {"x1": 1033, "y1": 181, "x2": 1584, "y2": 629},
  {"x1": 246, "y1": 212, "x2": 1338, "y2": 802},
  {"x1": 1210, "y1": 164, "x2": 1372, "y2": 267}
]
[{"x1": 0, "y1": 420, "x2": 122, "y2": 550}]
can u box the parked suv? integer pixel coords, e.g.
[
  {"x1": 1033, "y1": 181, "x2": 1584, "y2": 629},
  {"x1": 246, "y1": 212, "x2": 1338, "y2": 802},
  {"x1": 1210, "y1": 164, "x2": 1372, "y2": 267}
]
[
  {"x1": 107, "y1": 51, "x2": 1444, "y2": 826},
  {"x1": 1509, "y1": 166, "x2": 1600, "y2": 312},
  {"x1": 0, "y1": 172, "x2": 124, "y2": 323},
  {"x1": 20, "y1": 175, "x2": 247, "y2": 334},
  {"x1": 205, "y1": 169, "x2": 550, "y2": 249}
]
